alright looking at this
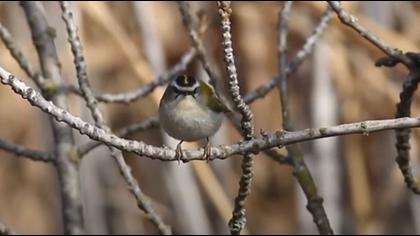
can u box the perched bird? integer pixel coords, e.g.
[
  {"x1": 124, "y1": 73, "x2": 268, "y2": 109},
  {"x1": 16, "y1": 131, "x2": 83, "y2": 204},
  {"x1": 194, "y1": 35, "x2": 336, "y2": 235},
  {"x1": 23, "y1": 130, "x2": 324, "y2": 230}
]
[{"x1": 159, "y1": 75, "x2": 230, "y2": 163}]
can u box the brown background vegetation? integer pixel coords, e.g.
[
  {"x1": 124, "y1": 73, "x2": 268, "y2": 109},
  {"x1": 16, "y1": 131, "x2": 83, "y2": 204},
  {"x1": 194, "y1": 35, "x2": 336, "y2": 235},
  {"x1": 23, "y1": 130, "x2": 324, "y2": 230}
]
[{"x1": 0, "y1": 1, "x2": 419, "y2": 234}]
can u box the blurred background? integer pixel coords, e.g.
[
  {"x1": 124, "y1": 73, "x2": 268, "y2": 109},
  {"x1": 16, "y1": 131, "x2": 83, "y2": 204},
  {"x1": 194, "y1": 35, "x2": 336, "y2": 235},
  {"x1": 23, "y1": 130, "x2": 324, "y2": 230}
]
[{"x1": 0, "y1": 1, "x2": 420, "y2": 234}]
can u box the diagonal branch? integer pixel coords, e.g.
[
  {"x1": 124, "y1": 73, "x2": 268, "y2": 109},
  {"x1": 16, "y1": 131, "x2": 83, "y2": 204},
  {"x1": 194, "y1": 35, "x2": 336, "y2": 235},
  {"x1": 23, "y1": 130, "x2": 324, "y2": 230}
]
[
  {"x1": 330, "y1": 0, "x2": 420, "y2": 196},
  {"x1": 72, "y1": 3, "x2": 331, "y2": 107},
  {"x1": 0, "y1": 138, "x2": 53, "y2": 162},
  {"x1": 95, "y1": 48, "x2": 196, "y2": 104},
  {"x1": 60, "y1": 2, "x2": 171, "y2": 234},
  {"x1": 177, "y1": 1, "x2": 219, "y2": 88},
  {"x1": 0, "y1": 22, "x2": 45, "y2": 88},
  {"x1": 78, "y1": 117, "x2": 159, "y2": 156},
  {"x1": 0, "y1": 26, "x2": 195, "y2": 106},
  {"x1": 60, "y1": 1, "x2": 104, "y2": 126},
  {"x1": 244, "y1": 6, "x2": 333, "y2": 104},
  {"x1": 327, "y1": 1, "x2": 412, "y2": 67},
  {"x1": 62, "y1": 6, "x2": 330, "y2": 107}
]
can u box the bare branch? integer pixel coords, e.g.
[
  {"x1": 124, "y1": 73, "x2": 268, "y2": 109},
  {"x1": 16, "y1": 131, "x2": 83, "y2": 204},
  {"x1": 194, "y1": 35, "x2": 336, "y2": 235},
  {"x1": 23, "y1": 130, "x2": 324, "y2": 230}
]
[
  {"x1": 277, "y1": 2, "x2": 333, "y2": 234},
  {"x1": 20, "y1": 2, "x2": 83, "y2": 234},
  {"x1": 217, "y1": 2, "x2": 255, "y2": 234},
  {"x1": 244, "y1": 6, "x2": 333, "y2": 104},
  {"x1": 78, "y1": 117, "x2": 159, "y2": 156},
  {"x1": 95, "y1": 48, "x2": 196, "y2": 104},
  {"x1": 60, "y1": 1, "x2": 104, "y2": 125},
  {"x1": 327, "y1": 1, "x2": 412, "y2": 67},
  {"x1": 177, "y1": 1, "x2": 219, "y2": 88},
  {"x1": 0, "y1": 138, "x2": 53, "y2": 162},
  {"x1": 0, "y1": 20, "x2": 193, "y2": 108},
  {"x1": 110, "y1": 148, "x2": 172, "y2": 234},
  {"x1": 60, "y1": 2, "x2": 171, "y2": 234},
  {"x1": 0, "y1": 22, "x2": 45, "y2": 89},
  {"x1": 3, "y1": 68, "x2": 420, "y2": 163},
  {"x1": 328, "y1": 0, "x2": 420, "y2": 198}
]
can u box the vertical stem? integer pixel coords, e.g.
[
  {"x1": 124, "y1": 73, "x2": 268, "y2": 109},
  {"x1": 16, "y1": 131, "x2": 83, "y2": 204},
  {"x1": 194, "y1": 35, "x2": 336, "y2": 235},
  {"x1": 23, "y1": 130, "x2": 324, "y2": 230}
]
[
  {"x1": 217, "y1": 2, "x2": 255, "y2": 235},
  {"x1": 278, "y1": 1, "x2": 292, "y2": 130},
  {"x1": 277, "y1": 2, "x2": 334, "y2": 235},
  {"x1": 177, "y1": 1, "x2": 219, "y2": 89},
  {"x1": 395, "y1": 68, "x2": 420, "y2": 194},
  {"x1": 20, "y1": 1, "x2": 83, "y2": 234},
  {"x1": 59, "y1": 1, "x2": 171, "y2": 234}
]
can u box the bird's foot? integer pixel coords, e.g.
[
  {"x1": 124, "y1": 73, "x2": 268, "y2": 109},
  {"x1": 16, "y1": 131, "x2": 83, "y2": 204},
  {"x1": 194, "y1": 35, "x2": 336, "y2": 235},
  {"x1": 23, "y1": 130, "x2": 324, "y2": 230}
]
[
  {"x1": 175, "y1": 141, "x2": 184, "y2": 165},
  {"x1": 203, "y1": 138, "x2": 212, "y2": 163}
]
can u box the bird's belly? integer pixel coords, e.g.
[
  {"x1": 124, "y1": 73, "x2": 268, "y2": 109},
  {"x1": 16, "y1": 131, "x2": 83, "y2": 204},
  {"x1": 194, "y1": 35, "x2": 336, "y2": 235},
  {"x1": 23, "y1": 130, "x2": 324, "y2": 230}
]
[{"x1": 159, "y1": 99, "x2": 223, "y2": 141}]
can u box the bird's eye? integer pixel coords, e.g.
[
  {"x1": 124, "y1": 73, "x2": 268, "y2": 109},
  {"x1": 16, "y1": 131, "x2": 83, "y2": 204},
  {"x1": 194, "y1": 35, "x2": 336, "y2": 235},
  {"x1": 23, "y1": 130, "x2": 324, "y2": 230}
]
[
  {"x1": 172, "y1": 86, "x2": 182, "y2": 98},
  {"x1": 193, "y1": 87, "x2": 200, "y2": 98},
  {"x1": 172, "y1": 86, "x2": 180, "y2": 94}
]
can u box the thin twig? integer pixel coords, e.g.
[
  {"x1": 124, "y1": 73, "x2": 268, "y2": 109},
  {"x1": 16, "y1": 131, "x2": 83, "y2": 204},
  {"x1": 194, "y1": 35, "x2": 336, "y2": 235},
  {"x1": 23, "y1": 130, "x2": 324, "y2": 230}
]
[
  {"x1": 95, "y1": 48, "x2": 196, "y2": 104},
  {"x1": 327, "y1": 1, "x2": 412, "y2": 67},
  {"x1": 217, "y1": 2, "x2": 255, "y2": 234},
  {"x1": 110, "y1": 148, "x2": 172, "y2": 235},
  {"x1": 0, "y1": 138, "x2": 53, "y2": 162},
  {"x1": 0, "y1": 223, "x2": 17, "y2": 235},
  {"x1": 65, "y1": 6, "x2": 329, "y2": 107},
  {"x1": 4, "y1": 69, "x2": 420, "y2": 162},
  {"x1": 60, "y1": 2, "x2": 171, "y2": 234},
  {"x1": 60, "y1": 1, "x2": 104, "y2": 126},
  {"x1": 63, "y1": 49, "x2": 195, "y2": 103},
  {"x1": 278, "y1": 1, "x2": 293, "y2": 127},
  {"x1": 243, "y1": 6, "x2": 333, "y2": 104},
  {"x1": 177, "y1": 1, "x2": 219, "y2": 88},
  {"x1": 115, "y1": 117, "x2": 160, "y2": 138},
  {"x1": 277, "y1": 2, "x2": 333, "y2": 234},
  {"x1": 78, "y1": 117, "x2": 159, "y2": 156},
  {"x1": 331, "y1": 0, "x2": 420, "y2": 197},
  {"x1": 0, "y1": 22, "x2": 45, "y2": 88},
  {"x1": 20, "y1": 2, "x2": 83, "y2": 234}
]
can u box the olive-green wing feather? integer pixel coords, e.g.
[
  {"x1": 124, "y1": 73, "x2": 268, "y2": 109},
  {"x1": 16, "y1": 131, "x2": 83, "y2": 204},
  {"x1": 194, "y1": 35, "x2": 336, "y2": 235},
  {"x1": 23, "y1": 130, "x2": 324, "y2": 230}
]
[{"x1": 199, "y1": 80, "x2": 232, "y2": 113}]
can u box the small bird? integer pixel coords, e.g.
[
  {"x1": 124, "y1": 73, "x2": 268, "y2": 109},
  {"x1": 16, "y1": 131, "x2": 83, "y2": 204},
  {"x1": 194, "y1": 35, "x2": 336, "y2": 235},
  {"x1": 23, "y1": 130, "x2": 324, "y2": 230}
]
[{"x1": 159, "y1": 75, "x2": 230, "y2": 163}]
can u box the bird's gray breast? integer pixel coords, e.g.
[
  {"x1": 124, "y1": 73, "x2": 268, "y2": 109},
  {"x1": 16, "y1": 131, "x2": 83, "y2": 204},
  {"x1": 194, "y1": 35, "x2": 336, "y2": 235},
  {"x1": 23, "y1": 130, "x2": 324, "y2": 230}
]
[{"x1": 159, "y1": 96, "x2": 223, "y2": 141}]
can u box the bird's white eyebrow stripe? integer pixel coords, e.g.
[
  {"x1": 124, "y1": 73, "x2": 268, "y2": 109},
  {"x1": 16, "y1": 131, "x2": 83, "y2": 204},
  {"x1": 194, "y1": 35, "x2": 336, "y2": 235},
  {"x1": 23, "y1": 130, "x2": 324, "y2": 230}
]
[
  {"x1": 172, "y1": 82, "x2": 199, "y2": 92},
  {"x1": 172, "y1": 75, "x2": 199, "y2": 92}
]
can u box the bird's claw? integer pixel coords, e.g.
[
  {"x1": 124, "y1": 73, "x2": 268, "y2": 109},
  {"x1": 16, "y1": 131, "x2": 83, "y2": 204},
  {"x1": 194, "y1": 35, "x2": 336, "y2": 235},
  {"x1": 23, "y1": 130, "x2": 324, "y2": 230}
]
[
  {"x1": 203, "y1": 142, "x2": 212, "y2": 163},
  {"x1": 175, "y1": 141, "x2": 184, "y2": 165}
]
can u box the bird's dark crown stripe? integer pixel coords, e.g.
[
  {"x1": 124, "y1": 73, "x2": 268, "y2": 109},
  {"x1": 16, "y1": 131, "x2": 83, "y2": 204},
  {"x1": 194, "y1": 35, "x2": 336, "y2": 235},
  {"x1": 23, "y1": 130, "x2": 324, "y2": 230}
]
[
  {"x1": 172, "y1": 75, "x2": 199, "y2": 92},
  {"x1": 175, "y1": 75, "x2": 197, "y2": 87}
]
